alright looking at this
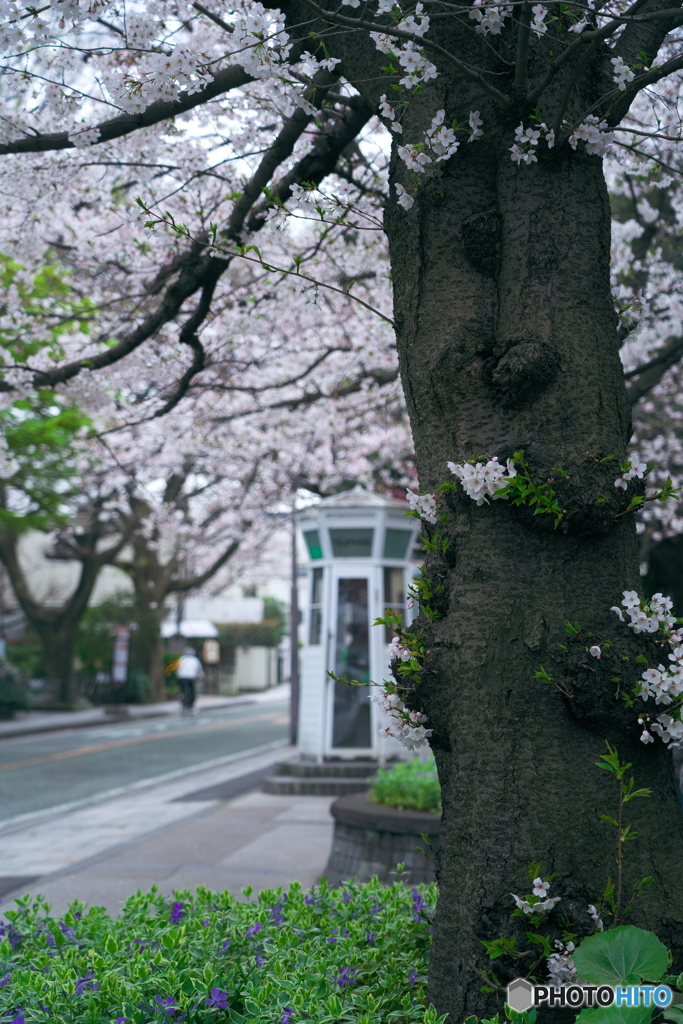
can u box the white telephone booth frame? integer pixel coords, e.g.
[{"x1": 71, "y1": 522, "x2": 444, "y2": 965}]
[{"x1": 296, "y1": 488, "x2": 421, "y2": 761}]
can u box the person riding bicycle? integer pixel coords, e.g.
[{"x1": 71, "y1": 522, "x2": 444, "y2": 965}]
[{"x1": 176, "y1": 646, "x2": 204, "y2": 714}]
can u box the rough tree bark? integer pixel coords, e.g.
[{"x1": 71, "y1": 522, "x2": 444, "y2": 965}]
[
  {"x1": 387, "y1": 145, "x2": 683, "y2": 1017},
  {"x1": 266, "y1": 6, "x2": 683, "y2": 1018}
]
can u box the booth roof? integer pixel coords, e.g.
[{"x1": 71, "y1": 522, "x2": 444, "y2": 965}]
[{"x1": 313, "y1": 485, "x2": 407, "y2": 511}]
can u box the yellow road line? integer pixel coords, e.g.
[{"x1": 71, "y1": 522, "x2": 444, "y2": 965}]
[{"x1": 0, "y1": 711, "x2": 288, "y2": 772}]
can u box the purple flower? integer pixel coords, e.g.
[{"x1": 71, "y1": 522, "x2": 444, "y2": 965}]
[
  {"x1": 268, "y1": 906, "x2": 285, "y2": 926},
  {"x1": 59, "y1": 922, "x2": 76, "y2": 941},
  {"x1": 35, "y1": 927, "x2": 55, "y2": 948},
  {"x1": 281, "y1": 1011, "x2": 294, "y2": 1023},
  {"x1": 253, "y1": 954, "x2": 267, "y2": 968},
  {"x1": 334, "y1": 966, "x2": 359, "y2": 988},
  {"x1": 221, "y1": 939, "x2": 232, "y2": 953},
  {"x1": 411, "y1": 888, "x2": 426, "y2": 921},
  {"x1": 170, "y1": 902, "x2": 185, "y2": 925},
  {"x1": 154, "y1": 995, "x2": 177, "y2": 1015},
  {"x1": 9, "y1": 1009, "x2": 25, "y2": 1024},
  {"x1": 0, "y1": 972, "x2": 10, "y2": 988},
  {"x1": 245, "y1": 922, "x2": 263, "y2": 939},
  {"x1": 303, "y1": 895, "x2": 317, "y2": 906},
  {"x1": 75, "y1": 970, "x2": 98, "y2": 995},
  {"x1": 204, "y1": 988, "x2": 230, "y2": 1010},
  {"x1": 366, "y1": 931, "x2": 375, "y2": 945},
  {"x1": 116, "y1": 1018, "x2": 128, "y2": 1023},
  {"x1": 341, "y1": 891, "x2": 352, "y2": 904},
  {"x1": 201, "y1": 919, "x2": 210, "y2": 928}
]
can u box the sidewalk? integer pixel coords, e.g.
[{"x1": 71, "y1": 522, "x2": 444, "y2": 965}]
[
  {"x1": 0, "y1": 684, "x2": 291, "y2": 740},
  {"x1": 0, "y1": 741, "x2": 335, "y2": 918}
]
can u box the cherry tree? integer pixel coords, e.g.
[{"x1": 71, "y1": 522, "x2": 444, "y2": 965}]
[{"x1": 1, "y1": 0, "x2": 683, "y2": 1016}]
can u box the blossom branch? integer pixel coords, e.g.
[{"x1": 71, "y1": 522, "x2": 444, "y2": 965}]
[
  {"x1": 626, "y1": 335, "x2": 683, "y2": 405},
  {"x1": 292, "y1": 0, "x2": 512, "y2": 107},
  {"x1": 0, "y1": 65, "x2": 258, "y2": 156},
  {"x1": 27, "y1": 97, "x2": 372, "y2": 393}
]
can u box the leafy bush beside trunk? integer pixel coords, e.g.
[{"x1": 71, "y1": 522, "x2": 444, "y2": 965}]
[
  {"x1": 369, "y1": 756, "x2": 442, "y2": 815},
  {"x1": 0, "y1": 881, "x2": 443, "y2": 1024}
]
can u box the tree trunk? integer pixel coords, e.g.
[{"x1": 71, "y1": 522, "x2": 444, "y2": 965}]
[
  {"x1": 33, "y1": 620, "x2": 79, "y2": 708},
  {"x1": 147, "y1": 628, "x2": 166, "y2": 703},
  {"x1": 385, "y1": 145, "x2": 683, "y2": 1018}
]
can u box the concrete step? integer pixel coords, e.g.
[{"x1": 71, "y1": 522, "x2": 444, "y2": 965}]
[
  {"x1": 274, "y1": 760, "x2": 379, "y2": 779},
  {"x1": 262, "y1": 775, "x2": 372, "y2": 797}
]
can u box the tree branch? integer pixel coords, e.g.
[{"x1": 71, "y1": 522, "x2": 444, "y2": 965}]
[
  {"x1": 626, "y1": 335, "x2": 683, "y2": 405},
  {"x1": 293, "y1": 0, "x2": 511, "y2": 107},
  {"x1": 0, "y1": 65, "x2": 255, "y2": 156},
  {"x1": 30, "y1": 99, "x2": 374, "y2": 396}
]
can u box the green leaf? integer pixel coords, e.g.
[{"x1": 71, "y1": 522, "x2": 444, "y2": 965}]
[
  {"x1": 572, "y1": 926, "x2": 670, "y2": 986},
  {"x1": 575, "y1": 1003, "x2": 653, "y2": 1024}
]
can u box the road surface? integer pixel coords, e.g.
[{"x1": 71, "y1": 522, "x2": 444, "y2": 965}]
[{"x1": 0, "y1": 699, "x2": 289, "y2": 824}]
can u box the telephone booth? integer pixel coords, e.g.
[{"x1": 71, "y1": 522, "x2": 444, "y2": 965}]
[{"x1": 296, "y1": 487, "x2": 421, "y2": 760}]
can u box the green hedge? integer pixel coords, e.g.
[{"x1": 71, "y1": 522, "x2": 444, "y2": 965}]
[
  {"x1": 369, "y1": 756, "x2": 442, "y2": 815},
  {"x1": 0, "y1": 881, "x2": 445, "y2": 1024},
  {"x1": 216, "y1": 621, "x2": 282, "y2": 649}
]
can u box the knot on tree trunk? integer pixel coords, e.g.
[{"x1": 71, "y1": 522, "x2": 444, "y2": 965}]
[
  {"x1": 547, "y1": 623, "x2": 663, "y2": 741},
  {"x1": 490, "y1": 341, "x2": 560, "y2": 407}
]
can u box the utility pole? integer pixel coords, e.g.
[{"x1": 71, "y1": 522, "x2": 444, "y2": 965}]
[{"x1": 289, "y1": 509, "x2": 300, "y2": 746}]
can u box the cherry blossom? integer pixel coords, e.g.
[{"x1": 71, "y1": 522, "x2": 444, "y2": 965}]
[{"x1": 447, "y1": 457, "x2": 517, "y2": 505}]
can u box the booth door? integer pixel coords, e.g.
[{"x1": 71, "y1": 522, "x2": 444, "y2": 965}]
[{"x1": 328, "y1": 574, "x2": 373, "y2": 752}]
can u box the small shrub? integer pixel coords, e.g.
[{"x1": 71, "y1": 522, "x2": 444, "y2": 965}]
[
  {"x1": 0, "y1": 656, "x2": 28, "y2": 712},
  {"x1": 369, "y1": 756, "x2": 442, "y2": 814},
  {"x1": 0, "y1": 881, "x2": 446, "y2": 1024}
]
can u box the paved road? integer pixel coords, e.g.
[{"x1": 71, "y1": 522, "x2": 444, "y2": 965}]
[{"x1": 0, "y1": 700, "x2": 289, "y2": 823}]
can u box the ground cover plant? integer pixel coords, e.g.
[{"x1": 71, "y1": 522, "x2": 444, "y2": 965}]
[
  {"x1": 0, "y1": 880, "x2": 444, "y2": 1024},
  {"x1": 369, "y1": 757, "x2": 442, "y2": 815}
]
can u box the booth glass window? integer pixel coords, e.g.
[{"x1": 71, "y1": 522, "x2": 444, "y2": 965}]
[
  {"x1": 333, "y1": 578, "x2": 371, "y2": 748},
  {"x1": 309, "y1": 567, "x2": 323, "y2": 645},
  {"x1": 383, "y1": 567, "x2": 405, "y2": 641},
  {"x1": 304, "y1": 529, "x2": 323, "y2": 560},
  {"x1": 329, "y1": 528, "x2": 373, "y2": 558},
  {"x1": 383, "y1": 528, "x2": 412, "y2": 559}
]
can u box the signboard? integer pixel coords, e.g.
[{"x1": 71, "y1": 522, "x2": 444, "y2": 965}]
[{"x1": 203, "y1": 638, "x2": 220, "y2": 664}]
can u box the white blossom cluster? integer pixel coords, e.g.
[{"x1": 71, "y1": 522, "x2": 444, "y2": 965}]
[
  {"x1": 510, "y1": 122, "x2": 555, "y2": 164},
  {"x1": 468, "y1": 0, "x2": 513, "y2": 35},
  {"x1": 372, "y1": 689, "x2": 433, "y2": 750},
  {"x1": 370, "y1": 31, "x2": 436, "y2": 91},
  {"x1": 447, "y1": 456, "x2": 517, "y2": 505},
  {"x1": 547, "y1": 939, "x2": 577, "y2": 986},
  {"x1": 379, "y1": 94, "x2": 405, "y2": 135},
  {"x1": 569, "y1": 116, "x2": 614, "y2": 156},
  {"x1": 611, "y1": 56, "x2": 635, "y2": 91},
  {"x1": 407, "y1": 490, "x2": 438, "y2": 524},
  {"x1": 388, "y1": 635, "x2": 414, "y2": 662},
  {"x1": 614, "y1": 458, "x2": 647, "y2": 490},
  {"x1": 610, "y1": 590, "x2": 683, "y2": 746},
  {"x1": 511, "y1": 877, "x2": 561, "y2": 915},
  {"x1": 611, "y1": 589, "x2": 677, "y2": 635},
  {"x1": 394, "y1": 109, "x2": 483, "y2": 209},
  {"x1": 531, "y1": 4, "x2": 548, "y2": 35}
]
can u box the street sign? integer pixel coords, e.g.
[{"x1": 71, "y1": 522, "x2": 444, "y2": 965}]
[
  {"x1": 112, "y1": 624, "x2": 131, "y2": 684},
  {"x1": 203, "y1": 638, "x2": 220, "y2": 664}
]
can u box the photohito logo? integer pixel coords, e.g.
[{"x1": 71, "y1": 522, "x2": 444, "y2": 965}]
[{"x1": 507, "y1": 978, "x2": 673, "y2": 1012}]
